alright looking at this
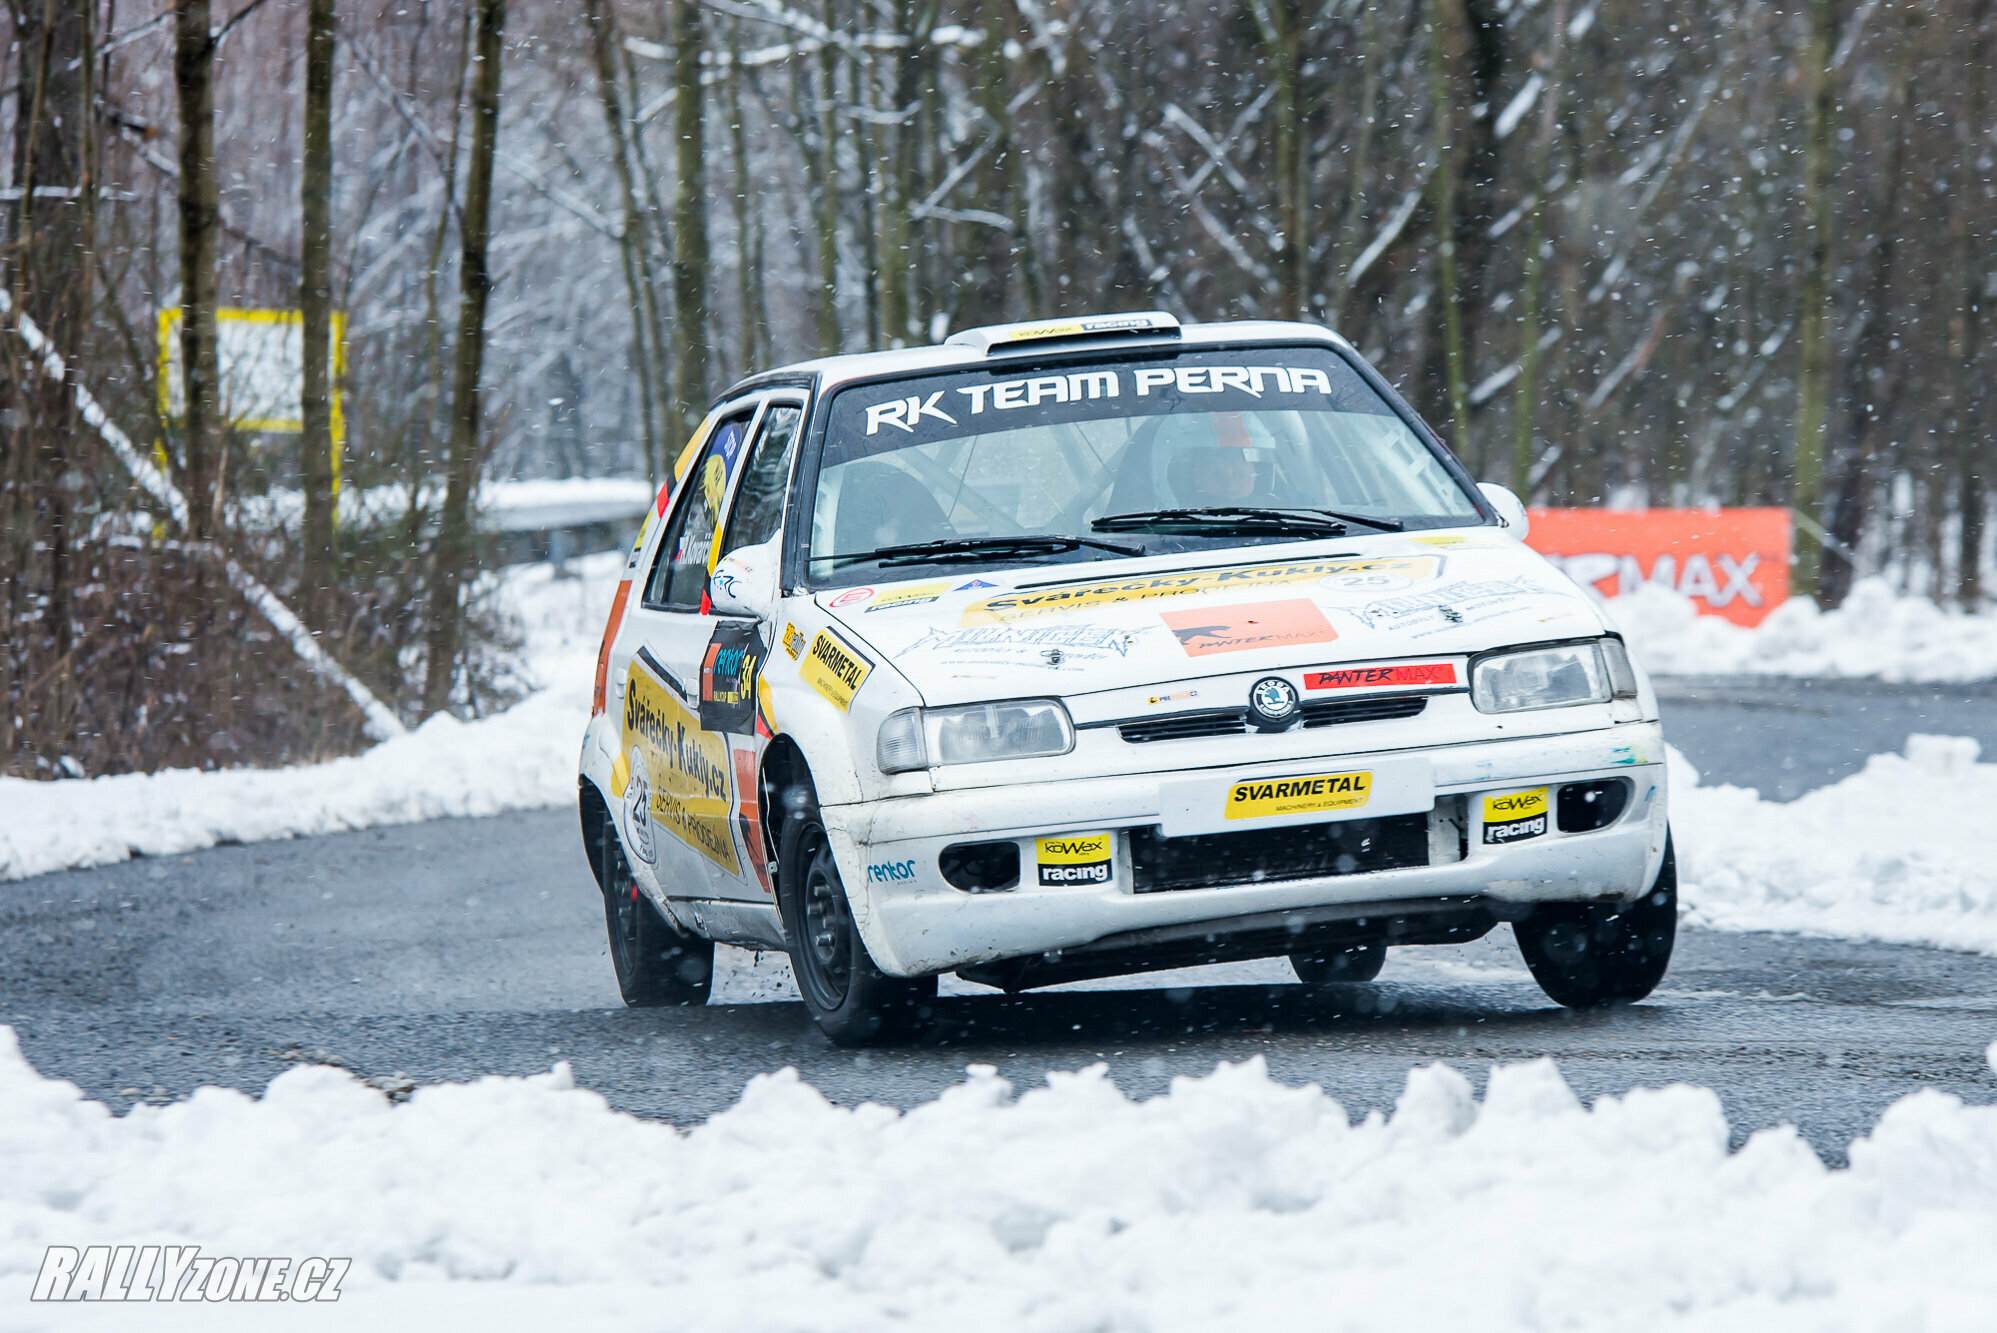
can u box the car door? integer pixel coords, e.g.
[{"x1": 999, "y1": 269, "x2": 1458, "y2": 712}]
[{"x1": 616, "y1": 401, "x2": 767, "y2": 900}]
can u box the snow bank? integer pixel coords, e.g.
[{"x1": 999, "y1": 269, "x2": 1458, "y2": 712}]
[
  {"x1": 1612, "y1": 577, "x2": 1997, "y2": 681},
  {"x1": 1675, "y1": 734, "x2": 1997, "y2": 955},
  {"x1": 0, "y1": 554, "x2": 620, "y2": 882},
  {"x1": 3, "y1": 1027, "x2": 1996, "y2": 1329}
]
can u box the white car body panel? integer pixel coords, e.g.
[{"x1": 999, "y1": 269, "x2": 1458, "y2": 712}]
[{"x1": 578, "y1": 320, "x2": 1671, "y2": 978}]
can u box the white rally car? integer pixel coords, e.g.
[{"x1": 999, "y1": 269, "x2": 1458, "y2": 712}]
[{"x1": 579, "y1": 313, "x2": 1674, "y2": 1045}]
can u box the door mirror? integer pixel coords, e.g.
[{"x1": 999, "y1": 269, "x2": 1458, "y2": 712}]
[
  {"x1": 1478, "y1": 482, "x2": 1530, "y2": 539},
  {"x1": 709, "y1": 539, "x2": 779, "y2": 619}
]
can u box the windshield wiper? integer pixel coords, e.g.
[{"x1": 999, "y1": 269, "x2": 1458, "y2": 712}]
[
  {"x1": 1092, "y1": 506, "x2": 1406, "y2": 535},
  {"x1": 819, "y1": 534, "x2": 1146, "y2": 570}
]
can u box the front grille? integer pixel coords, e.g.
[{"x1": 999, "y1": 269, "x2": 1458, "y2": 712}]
[
  {"x1": 1114, "y1": 694, "x2": 1429, "y2": 743},
  {"x1": 1129, "y1": 813, "x2": 1429, "y2": 892},
  {"x1": 1117, "y1": 709, "x2": 1248, "y2": 744},
  {"x1": 1298, "y1": 695, "x2": 1429, "y2": 727}
]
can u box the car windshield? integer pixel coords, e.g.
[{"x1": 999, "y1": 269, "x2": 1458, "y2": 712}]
[{"x1": 806, "y1": 345, "x2": 1483, "y2": 586}]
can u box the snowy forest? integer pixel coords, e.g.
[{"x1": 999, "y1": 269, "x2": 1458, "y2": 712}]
[{"x1": 2, "y1": 0, "x2": 1994, "y2": 777}]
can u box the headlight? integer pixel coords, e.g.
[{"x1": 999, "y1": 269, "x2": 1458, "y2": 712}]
[
  {"x1": 1472, "y1": 641, "x2": 1626, "y2": 713},
  {"x1": 877, "y1": 699, "x2": 1075, "y2": 773}
]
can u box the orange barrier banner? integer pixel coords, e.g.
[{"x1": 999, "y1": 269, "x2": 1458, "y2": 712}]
[{"x1": 1525, "y1": 507, "x2": 1792, "y2": 627}]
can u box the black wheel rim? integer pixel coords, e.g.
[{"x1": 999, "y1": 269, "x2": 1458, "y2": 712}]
[{"x1": 795, "y1": 827, "x2": 853, "y2": 1010}]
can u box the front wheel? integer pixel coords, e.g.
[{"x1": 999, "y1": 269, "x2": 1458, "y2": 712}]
[
  {"x1": 1515, "y1": 835, "x2": 1677, "y2": 1009},
  {"x1": 779, "y1": 808, "x2": 935, "y2": 1046},
  {"x1": 601, "y1": 815, "x2": 714, "y2": 1007}
]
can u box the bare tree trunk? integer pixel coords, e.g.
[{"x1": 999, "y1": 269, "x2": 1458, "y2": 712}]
[
  {"x1": 422, "y1": 0, "x2": 504, "y2": 718},
  {"x1": 1250, "y1": 0, "x2": 1308, "y2": 322},
  {"x1": 1791, "y1": 0, "x2": 1841, "y2": 601},
  {"x1": 175, "y1": 0, "x2": 223, "y2": 541},
  {"x1": 1510, "y1": 0, "x2": 1568, "y2": 495},
  {"x1": 801, "y1": 4, "x2": 840, "y2": 354},
  {"x1": 669, "y1": 0, "x2": 710, "y2": 437},
  {"x1": 583, "y1": 0, "x2": 665, "y2": 480},
  {"x1": 727, "y1": 18, "x2": 767, "y2": 368},
  {"x1": 1425, "y1": 0, "x2": 1472, "y2": 458},
  {"x1": 1956, "y1": 0, "x2": 1991, "y2": 606},
  {"x1": 1332, "y1": 1, "x2": 1381, "y2": 326},
  {"x1": 300, "y1": 0, "x2": 338, "y2": 614},
  {"x1": 1823, "y1": 0, "x2": 1913, "y2": 607}
]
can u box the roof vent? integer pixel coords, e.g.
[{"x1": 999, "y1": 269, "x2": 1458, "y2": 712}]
[{"x1": 943, "y1": 311, "x2": 1182, "y2": 354}]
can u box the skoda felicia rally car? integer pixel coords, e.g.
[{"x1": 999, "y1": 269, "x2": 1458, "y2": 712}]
[{"x1": 579, "y1": 313, "x2": 1675, "y2": 1044}]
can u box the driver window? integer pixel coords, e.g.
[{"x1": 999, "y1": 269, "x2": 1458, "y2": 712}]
[{"x1": 644, "y1": 410, "x2": 755, "y2": 610}]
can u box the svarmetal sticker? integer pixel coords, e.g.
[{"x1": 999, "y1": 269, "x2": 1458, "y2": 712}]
[
  {"x1": 798, "y1": 627, "x2": 873, "y2": 712},
  {"x1": 1226, "y1": 771, "x2": 1373, "y2": 820}
]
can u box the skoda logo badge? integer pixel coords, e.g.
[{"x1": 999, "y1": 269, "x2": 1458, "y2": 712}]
[{"x1": 1247, "y1": 676, "x2": 1300, "y2": 730}]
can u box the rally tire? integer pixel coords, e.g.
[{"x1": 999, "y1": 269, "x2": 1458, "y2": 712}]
[
  {"x1": 601, "y1": 814, "x2": 714, "y2": 1007},
  {"x1": 1515, "y1": 834, "x2": 1678, "y2": 1009},
  {"x1": 778, "y1": 805, "x2": 936, "y2": 1047},
  {"x1": 1290, "y1": 942, "x2": 1388, "y2": 987}
]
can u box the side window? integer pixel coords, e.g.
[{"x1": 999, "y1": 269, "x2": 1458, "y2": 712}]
[
  {"x1": 644, "y1": 411, "x2": 755, "y2": 610},
  {"x1": 717, "y1": 404, "x2": 803, "y2": 559}
]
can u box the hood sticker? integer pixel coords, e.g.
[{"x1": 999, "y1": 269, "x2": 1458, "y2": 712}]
[
  {"x1": 1163, "y1": 599, "x2": 1338, "y2": 656},
  {"x1": 960, "y1": 555, "x2": 1441, "y2": 625},
  {"x1": 865, "y1": 581, "x2": 949, "y2": 613},
  {"x1": 1305, "y1": 662, "x2": 1460, "y2": 691},
  {"x1": 1351, "y1": 576, "x2": 1558, "y2": 637},
  {"x1": 799, "y1": 626, "x2": 874, "y2": 712},
  {"x1": 900, "y1": 623, "x2": 1139, "y2": 667}
]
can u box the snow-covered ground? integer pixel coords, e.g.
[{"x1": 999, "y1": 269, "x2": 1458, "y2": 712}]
[
  {"x1": 1612, "y1": 576, "x2": 1997, "y2": 681},
  {"x1": 4, "y1": 1025, "x2": 1997, "y2": 1329}
]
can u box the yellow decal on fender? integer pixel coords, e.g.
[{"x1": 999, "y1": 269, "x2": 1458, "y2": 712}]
[
  {"x1": 961, "y1": 556, "x2": 1442, "y2": 625},
  {"x1": 781, "y1": 622, "x2": 807, "y2": 660},
  {"x1": 799, "y1": 628, "x2": 873, "y2": 712},
  {"x1": 623, "y1": 663, "x2": 740, "y2": 874},
  {"x1": 1226, "y1": 771, "x2": 1373, "y2": 820}
]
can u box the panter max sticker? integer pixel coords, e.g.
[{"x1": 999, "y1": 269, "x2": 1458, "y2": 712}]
[
  {"x1": 1305, "y1": 661, "x2": 1460, "y2": 691},
  {"x1": 1483, "y1": 788, "x2": 1549, "y2": 844},
  {"x1": 623, "y1": 659, "x2": 740, "y2": 874},
  {"x1": 699, "y1": 621, "x2": 767, "y2": 734},
  {"x1": 1162, "y1": 598, "x2": 1337, "y2": 657},
  {"x1": 960, "y1": 555, "x2": 1441, "y2": 625}
]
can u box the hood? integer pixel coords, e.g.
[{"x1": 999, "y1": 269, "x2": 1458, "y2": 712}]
[{"x1": 818, "y1": 531, "x2": 1610, "y2": 706}]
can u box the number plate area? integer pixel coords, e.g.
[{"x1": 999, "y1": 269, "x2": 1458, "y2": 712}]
[{"x1": 1156, "y1": 756, "x2": 1434, "y2": 838}]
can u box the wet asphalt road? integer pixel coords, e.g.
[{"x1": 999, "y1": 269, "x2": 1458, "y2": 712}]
[{"x1": 7, "y1": 676, "x2": 1997, "y2": 1162}]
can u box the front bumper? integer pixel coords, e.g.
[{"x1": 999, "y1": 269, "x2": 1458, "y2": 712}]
[{"x1": 821, "y1": 723, "x2": 1669, "y2": 976}]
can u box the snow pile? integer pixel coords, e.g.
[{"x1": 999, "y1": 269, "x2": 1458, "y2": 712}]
[
  {"x1": 1611, "y1": 576, "x2": 1997, "y2": 681},
  {"x1": 4, "y1": 1028, "x2": 1997, "y2": 1328},
  {"x1": 1675, "y1": 734, "x2": 1997, "y2": 955},
  {"x1": 0, "y1": 554, "x2": 622, "y2": 882}
]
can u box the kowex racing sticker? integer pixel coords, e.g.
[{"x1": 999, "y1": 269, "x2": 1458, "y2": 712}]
[
  {"x1": 1226, "y1": 771, "x2": 1373, "y2": 821},
  {"x1": 698, "y1": 621, "x2": 767, "y2": 734},
  {"x1": 961, "y1": 556, "x2": 1442, "y2": 626},
  {"x1": 1036, "y1": 832, "x2": 1113, "y2": 887},
  {"x1": 623, "y1": 659, "x2": 740, "y2": 874},
  {"x1": 1483, "y1": 788, "x2": 1549, "y2": 844},
  {"x1": 1304, "y1": 661, "x2": 1461, "y2": 692},
  {"x1": 798, "y1": 627, "x2": 873, "y2": 712}
]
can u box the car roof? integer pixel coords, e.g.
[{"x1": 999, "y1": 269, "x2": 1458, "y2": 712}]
[{"x1": 712, "y1": 318, "x2": 1354, "y2": 408}]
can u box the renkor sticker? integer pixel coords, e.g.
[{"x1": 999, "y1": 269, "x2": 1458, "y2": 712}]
[
  {"x1": 1483, "y1": 788, "x2": 1549, "y2": 844},
  {"x1": 799, "y1": 627, "x2": 874, "y2": 712},
  {"x1": 961, "y1": 555, "x2": 1442, "y2": 625},
  {"x1": 1226, "y1": 771, "x2": 1373, "y2": 821},
  {"x1": 1305, "y1": 662, "x2": 1460, "y2": 691},
  {"x1": 867, "y1": 859, "x2": 917, "y2": 883},
  {"x1": 1163, "y1": 598, "x2": 1337, "y2": 656},
  {"x1": 623, "y1": 661, "x2": 739, "y2": 874},
  {"x1": 1036, "y1": 833, "x2": 1113, "y2": 887}
]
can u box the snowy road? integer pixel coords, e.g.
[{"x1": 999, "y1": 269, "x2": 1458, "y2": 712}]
[{"x1": 6, "y1": 678, "x2": 1997, "y2": 1164}]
